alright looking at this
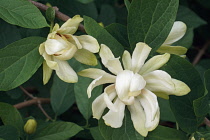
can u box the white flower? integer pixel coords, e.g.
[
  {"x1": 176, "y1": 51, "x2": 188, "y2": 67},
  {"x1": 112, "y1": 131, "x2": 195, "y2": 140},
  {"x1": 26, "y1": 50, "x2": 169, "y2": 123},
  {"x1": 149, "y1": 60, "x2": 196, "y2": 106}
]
[
  {"x1": 157, "y1": 21, "x2": 188, "y2": 55},
  {"x1": 79, "y1": 42, "x2": 190, "y2": 137},
  {"x1": 39, "y1": 15, "x2": 100, "y2": 84}
]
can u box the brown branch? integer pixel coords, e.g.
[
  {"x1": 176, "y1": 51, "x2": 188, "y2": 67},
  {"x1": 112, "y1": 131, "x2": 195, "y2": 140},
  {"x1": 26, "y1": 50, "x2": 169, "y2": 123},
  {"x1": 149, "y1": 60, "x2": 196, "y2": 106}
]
[
  {"x1": 29, "y1": 0, "x2": 85, "y2": 33},
  {"x1": 14, "y1": 98, "x2": 50, "y2": 109},
  {"x1": 19, "y1": 86, "x2": 34, "y2": 99},
  {"x1": 37, "y1": 100, "x2": 52, "y2": 120},
  {"x1": 192, "y1": 40, "x2": 210, "y2": 65},
  {"x1": 204, "y1": 117, "x2": 210, "y2": 127}
]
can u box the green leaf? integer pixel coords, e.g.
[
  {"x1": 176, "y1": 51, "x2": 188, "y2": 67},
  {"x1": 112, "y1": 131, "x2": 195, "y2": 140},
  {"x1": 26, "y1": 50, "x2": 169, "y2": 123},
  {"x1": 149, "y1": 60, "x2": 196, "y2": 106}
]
[
  {"x1": 128, "y1": 0, "x2": 179, "y2": 53},
  {"x1": 0, "y1": 19, "x2": 21, "y2": 49},
  {"x1": 90, "y1": 127, "x2": 105, "y2": 140},
  {"x1": 84, "y1": 16, "x2": 124, "y2": 57},
  {"x1": 158, "y1": 97, "x2": 175, "y2": 122},
  {"x1": 32, "y1": 121, "x2": 83, "y2": 140},
  {"x1": 99, "y1": 109, "x2": 144, "y2": 140},
  {"x1": 77, "y1": 0, "x2": 94, "y2": 4},
  {"x1": 74, "y1": 60, "x2": 102, "y2": 120},
  {"x1": 105, "y1": 23, "x2": 130, "y2": 49},
  {"x1": 145, "y1": 126, "x2": 187, "y2": 140},
  {"x1": 205, "y1": 69, "x2": 210, "y2": 98},
  {"x1": 0, "y1": 0, "x2": 49, "y2": 29},
  {"x1": 0, "y1": 125, "x2": 19, "y2": 140},
  {"x1": 176, "y1": 6, "x2": 206, "y2": 29},
  {"x1": 124, "y1": 0, "x2": 131, "y2": 11},
  {"x1": 50, "y1": 75, "x2": 75, "y2": 116},
  {"x1": 97, "y1": 4, "x2": 116, "y2": 26},
  {"x1": 161, "y1": 55, "x2": 206, "y2": 133},
  {"x1": 0, "y1": 37, "x2": 45, "y2": 91},
  {"x1": 0, "y1": 102, "x2": 24, "y2": 137}
]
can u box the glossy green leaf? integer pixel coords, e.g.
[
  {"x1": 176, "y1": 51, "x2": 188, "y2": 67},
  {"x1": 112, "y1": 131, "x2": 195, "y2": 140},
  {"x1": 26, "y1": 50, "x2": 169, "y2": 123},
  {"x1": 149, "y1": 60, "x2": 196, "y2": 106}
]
[
  {"x1": 51, "y1": 75, "x2": 75, "y2": 116},
  {"x1": 99, "y1": 109, "x2": 144, "y2": 140},
  {"x1": 0, "y1": 0, "x2": 49, "y2": 29},
  {"x1": 105, "y1": 23, "x2": 130, "y2": 49},
  {"x1": 90, "y1": 127, "x2": 105, "y2": 140},
  {"x1": 145, "y1": 126, "x2": 187, "y2": 140},
  {"x1": 77, "y1": 0, "x2": 94, "y2": 4},
  {"x1": 0, "y1": 37, "x2": 45, "y2": 91},
  {"x1": 161, "y1": 55, "x2": 206, "y2": 133},
  {"x1": 0, "y1": 102, "x2": 24, "y2": 137},
  {"x1": 205, "y1": 69, "x2": 210, "y2": 97},
  {"x1": 158, "y1": 97, "x2": 175, "y2": 122},
  {"x1": 32, "y1": 121, "x2": 83, "y2": 140},
  {"x1": 0, "y1": 125, "x2": 19, "y2": 140},
  {"x1": 128, "y1": 0, "x2": 179, "y2": 53},
  {"x1": 84, "y1": 16, "x2": 124, "y2": 57},
  {"x1": 124, "y1": 0, "x2": 131, "y2": 11},
  {"x1": 0, "y1": 19, "x2": 21, "y2": 49}
]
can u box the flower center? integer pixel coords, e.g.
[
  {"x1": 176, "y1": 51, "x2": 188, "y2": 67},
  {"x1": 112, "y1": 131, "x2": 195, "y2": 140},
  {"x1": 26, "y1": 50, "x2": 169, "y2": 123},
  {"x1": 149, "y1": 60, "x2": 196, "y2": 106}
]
[{"x1": 115, "y1": 70, "x2": 146, "y2": 105}]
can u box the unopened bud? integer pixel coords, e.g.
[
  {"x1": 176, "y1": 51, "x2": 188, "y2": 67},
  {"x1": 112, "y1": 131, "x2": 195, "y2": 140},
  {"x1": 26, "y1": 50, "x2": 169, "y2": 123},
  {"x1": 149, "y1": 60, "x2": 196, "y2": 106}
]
[{"x1": 24, "y1": 119, "x2": 37, "y2": 134}]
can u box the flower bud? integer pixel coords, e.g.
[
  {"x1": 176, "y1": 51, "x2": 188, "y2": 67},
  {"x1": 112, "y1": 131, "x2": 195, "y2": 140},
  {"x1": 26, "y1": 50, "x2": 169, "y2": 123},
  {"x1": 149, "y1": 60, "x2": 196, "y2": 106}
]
[{"x1": 24, "y1": 119, "x2": 37, "y2": 134}]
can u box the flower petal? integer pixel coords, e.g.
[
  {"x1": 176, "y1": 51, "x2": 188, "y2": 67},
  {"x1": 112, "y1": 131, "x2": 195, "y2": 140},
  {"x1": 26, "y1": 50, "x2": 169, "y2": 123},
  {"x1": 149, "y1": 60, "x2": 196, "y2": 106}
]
[
  {"x1": 78, "y1": 68, "x2": 111, "y2": 79},
  {"x1": 42, "y1": 52, "x2": 58, "y2": 70},
  {"x1": 76, "y1": 35, "x2": 100, "y2": 53},
  {"x1": 74, "y1": 49, "x2": 98, "y2": 66},
  {"x1": 171, "y1": 79, "x2": 191, "y2": 96},
  {"x1": 115, "y1": 70, "x2": 133, "y2": 103},
  {"x1": 54, "y1": 42, "x2": 77, "y2": 60},
  {"x1": 131, "y1": 42, "x2": 151, "y2": 73},
  {"x1": 54, "y1": 58, "x2": 78, "y2": 83},
  {"x1": 99, "y1": 44, "x2": 123, "y2": 75},
  {"x1": 163, "y1": 21, "x2": 187, "y2": 45},
  {"x1": 103, "y1": 84, "x2": 118, "y2": 112},
  {"x1": 143, "y1": 70, "x2": 175, "y2": 99},
  {"x1": 103, "y1": 98, "x2": 125, "y2": 128},
  {"x1": 139, "y1": 53, "x2": 170, "y2": 75},
  {"x1": 138, "y1": 89, "x2": 159, "y2": 129},
  {"x1": 43, "y1": 61, "x2": 53, "y2": 85},
  {"x1": 122, "y1": 50, "x2": 132, "y2": 70},
  {"x1": 92, "y1": 85, "x2": 117, "y2": 119},
  {"x1": 39, "y1": 43, "x2": 45, "y2": 55},
  {"x1": 129, "y1": 73, "x2": 146, "y2": 96},
  {"x1": 156, "y1": 45, "x2": 188, "y2": 55},
  {"x1": 45, "y1": 39, "x2": 68, "y2": 55},
  {"x1": 87, "y1": 74, "x2": 116, "y2": 98},
  {"x1": 59, "y1": 15, "x2": 83, "y2": 34},
  {"x1": 127, "y1": 99, "x2": 148, "y2": 137}
]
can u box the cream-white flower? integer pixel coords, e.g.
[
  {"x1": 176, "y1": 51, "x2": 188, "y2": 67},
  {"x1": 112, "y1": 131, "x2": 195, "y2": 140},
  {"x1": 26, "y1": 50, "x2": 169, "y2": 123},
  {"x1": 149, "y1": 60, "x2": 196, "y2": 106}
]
[
  {"x1": 79, "y1": 42, "x2": 190, "y2": 137},
  {"x1": 157, "y1": 21, "x2": 188, "y2": 55},
  {"x1": 39, "y1": 15, "x2": 100, "y2": 84}
]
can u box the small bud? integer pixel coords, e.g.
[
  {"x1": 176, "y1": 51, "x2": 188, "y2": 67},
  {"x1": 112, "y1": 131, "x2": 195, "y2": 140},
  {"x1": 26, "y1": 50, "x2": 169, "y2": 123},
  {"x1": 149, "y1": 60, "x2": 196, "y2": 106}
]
[
  {"x1": 24, "y1": 119, "x2": 37, "y2": 134},
  {"x1": 98, "y1": 22, "x2": 104, "y2": 27}
]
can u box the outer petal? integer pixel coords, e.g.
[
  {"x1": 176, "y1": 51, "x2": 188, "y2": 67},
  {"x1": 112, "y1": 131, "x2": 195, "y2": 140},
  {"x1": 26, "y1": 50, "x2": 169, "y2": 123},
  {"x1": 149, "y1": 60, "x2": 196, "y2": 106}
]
[
  {"x1": 45, "y1": 39, "x2": 68, "y2": 55},
  {"x1": 92, "y1": 84, "x2": 117, "y2": 119},
  {"x1": 43, "y1": 61, "x2": 53, "y2": 85},
  {"x1": 74, "y1": 49, "x2": 98, "y2": 66},
  {"x1": 39, "y1": 43, "x2": 45, "y2": 55},
  {"x1": 76, "y1": 35, "x2": 100, "y2": 53},
  {"x1": 128, "y1": 99, "x2": 148, "y2": 137},
  {"x1": 122, "y1": 50, "x2": 132, "y2": 70},
  {"x1": 99, "y1": 44, "x2": 123, "y2": 75},
  {"x1": 102, "y1": 98, "x2": 125, "y2": 128},
  {"x1": 54, "y1": 58, "x2": 78, "y2": 83},
  {"x1": 163, "y1": 21, "x2": 187, "y2": 45},
  {"x1": 59, "y1": 15, "x2": 83, "y2": 34},
  {"x1": 171, "y1": 79, "x2": 191, "y2": 96},
  {"x1": 131, "y1": 42, "x2": 151, "y2": 73},
  {"x1": 78, "y1": 68, "x2": 110, "y2": 79},
  {"x1": 143, "y1": 70, "x2": 175, "y2": 99},
  {"x1": 138, "y1": 89, "x2": 159, "y2": 129},
  {"x1": 87, "y1": 74, "x2": 116, "y2": 98},
  {"x1": 42, "y1": 52, "x2": 58, "y2": 70},
  {"x1": 139, "y1": 53, "x2": 170, "y2": 75},
  {"x1": 156, "y1": 45, "x2": 188, "y2": 55}
]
